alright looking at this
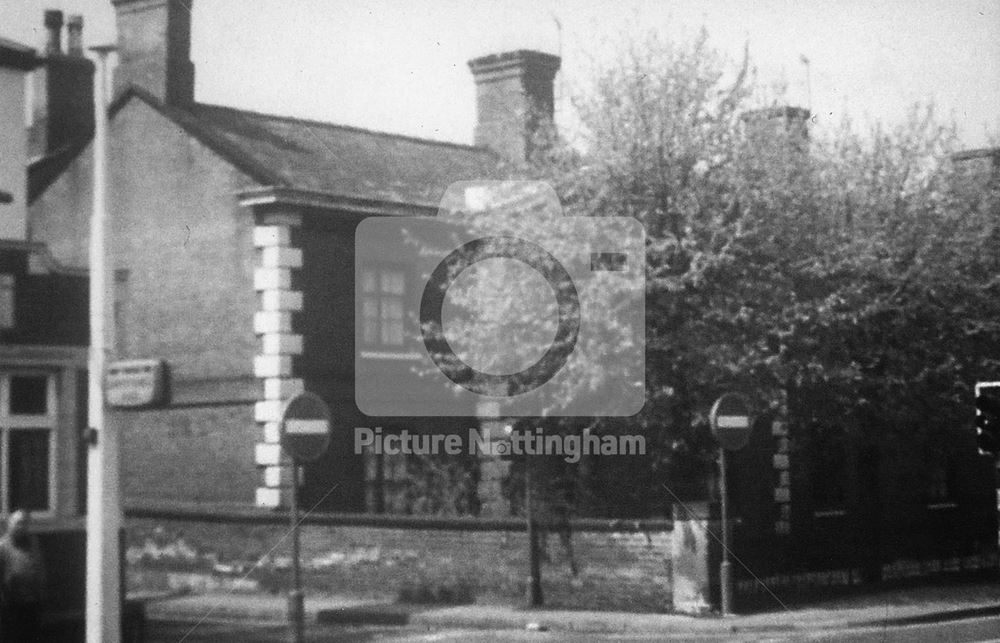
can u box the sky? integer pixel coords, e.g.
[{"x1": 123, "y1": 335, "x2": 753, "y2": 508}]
[{"x1": 2, "y1": 0, "x2": 998, "y2": 148}]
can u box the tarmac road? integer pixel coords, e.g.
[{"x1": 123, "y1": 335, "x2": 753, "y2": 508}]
[{"x1": 146, "y1": 614, "x2": 1000, "y2": 642}]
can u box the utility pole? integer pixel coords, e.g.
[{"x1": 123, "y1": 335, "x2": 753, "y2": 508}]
[
  {"x1": 718, "y1": 448, "x2": 733, "y2": 615},
  {"x1": 289, "y1": 464, "x2": 304, "y2": 643},
  {"x1": 86, "y1": 44, "x2": 120, "y2": 643},
  {"x1": 709, "y1": 393, "x2": 752, "y2": 617}
]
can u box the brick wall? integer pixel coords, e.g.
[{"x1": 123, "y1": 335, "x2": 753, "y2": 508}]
[
  {"x1": 120, "y1": 404, "x2": 257, "y2": 504},
  {"x1": 31, "y1": 96, "x2": 262, "y2": 505},
  {"x1": 125, "y1": 514, "x2": 673, "y2": 612}
]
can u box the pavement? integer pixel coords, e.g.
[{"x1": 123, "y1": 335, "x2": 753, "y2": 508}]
[{"x1": 141, "y1": 580, "x2": 1000, "y2": 636}]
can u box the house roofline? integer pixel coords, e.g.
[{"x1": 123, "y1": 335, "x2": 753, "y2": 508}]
[
  {"x1": 110, "y1": 85, "x2": 288, "y2": 187},
  {"x1": 30, "y1": 85, "x2": 287, "y2": 203},
  {"x1": 0, "y1": 239, "x2": 88, "y2": 277},
  {"x1": 195, "y1": 102, "x2": 494, "y2": 155},
  {"x1": 0, "y1": 38, "x2": 41, "y2": 70},
  {"x1": 237, "y1": 186, "x2": 437, "y2": 217},
  {"x1": 31, "y1": 85, "x2": 495, "y2": 208}
]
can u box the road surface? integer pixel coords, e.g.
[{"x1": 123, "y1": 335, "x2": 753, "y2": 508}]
[{"x1": 147, "y1": 614, "x2": 1000, "y2": 642}]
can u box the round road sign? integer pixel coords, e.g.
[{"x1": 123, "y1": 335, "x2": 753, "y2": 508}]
[
  {"x1": 280, "y1": 392, "x2": 331, "y2": 463},
  {"x1": 709, "y1": 393, "x2": 753, "y2": 451}
]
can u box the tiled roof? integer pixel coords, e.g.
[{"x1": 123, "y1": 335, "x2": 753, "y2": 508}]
[
  {"x1": 0, "y1": 37, "x2": 39, "y2": 70},
  {"x1": 28, "y1": 139, "x2": 90, "y2": 203},
  {"x1": 107, "y1": 87, "x2": 499, "y2": 209}
]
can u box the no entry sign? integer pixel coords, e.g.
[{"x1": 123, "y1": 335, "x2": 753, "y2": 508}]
[
  {"x1": 281, "y1": 392, "x2": 331, "y2": 463},
  {"x1": 710, "y1": 393, "x2": 753, "y2": 451}
]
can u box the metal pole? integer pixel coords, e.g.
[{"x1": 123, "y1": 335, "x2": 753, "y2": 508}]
[
  {"x1": 86, "y1": 45, "x2": 121, "y2": 643},
  {"x1": 719, "y1": 448, "x2": 733, "y2": 616},
  {"x1": 289, "y1": 463, "x2": 304, "y2": 643},
  {"x1": 802, "y1": 56, "x2": 812, "y2": 113},
  {"x1": 525, "y1": 455, "x2": 543, "y2": 607}
]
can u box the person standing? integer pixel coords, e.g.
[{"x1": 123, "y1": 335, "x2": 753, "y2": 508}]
[{"x1": 0, "y1": 510, "x2": 47, "y2": 642}]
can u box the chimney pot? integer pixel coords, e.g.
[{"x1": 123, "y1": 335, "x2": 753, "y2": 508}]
[
  {"x1": 43, "y1": 9, "x2": 64, "y2": 55},
  {"x1": 66, "y1": 15, "x2": 84, "y2": 57}
]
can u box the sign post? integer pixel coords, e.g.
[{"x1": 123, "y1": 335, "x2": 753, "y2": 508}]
[
  {"x1": 280, "y1": 392, "x2": 331, "y2": 643},
  {"x1": 709, "y1": 393, "x2": 753, "y2": 616}
]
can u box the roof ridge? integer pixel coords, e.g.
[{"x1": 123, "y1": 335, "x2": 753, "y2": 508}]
[
  {"x1": 112, "y1": 86, "x2": 288, "y2": 187},
  {"x1": 192, "y1": 101, "x2": 494, "y2": 154}
]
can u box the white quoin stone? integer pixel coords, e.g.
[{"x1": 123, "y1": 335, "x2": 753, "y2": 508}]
[
  {"x1": 260, "y1": 290, "x2": 303, "y2": 312},
  {"x1": 253, "y1": 354, "x2": 292, "y2": 378},
  {"x1": 253, "y1": 226, "x2": 291, "y2": 247},
  {"x1": 255, "y1": 443, "x2": 283, "y2": 466},
  {"x1": 254, "y1": 311, "x2": 292, "y2": 334},
  {"x1": 254, "y1": 267, "x2": 292, "y2": 291},
  {"x1": 264, "y1": 378, "x2": 305, "y2": 400},
  {"x1": 260, "y1": 246, "x2": 303, "y2": 269},
  {"x1": 254, "y1": 400, "x2": 284, "y2": 423},
  {"x1": 263, "y1": 466, "x2": 292, "y2": 488},
  {"x1": 262, "y1": 421, "x2": 282, "y2": 443},
  {"x1": 261, "y1": 333, "x2": 303, "y2": 355},
  {"x1": 256, "y1": 487, "x2": 283, "y2": 508}
]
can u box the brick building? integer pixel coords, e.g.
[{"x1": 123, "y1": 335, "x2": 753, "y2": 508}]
[
  {"x1": 29, "y1": 0, "x2": 560, "y2": 513},
  {"x1": 1, "y1": 32, "x2": 90, "y2": 526},
  {"x1": 12, "y1": 2, "x2": 998, "y2": 612},
  {"x1": 0, "y1": 32, "x2": 97, "y2": 631}
]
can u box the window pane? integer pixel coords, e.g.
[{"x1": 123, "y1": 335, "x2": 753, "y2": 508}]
[
  {"x1": 385, "y1": 452, "x2": 407, "y2": 480},
  {"x1": 8, "y1": 429, "x2": 50, "y2": 511},
  {"x1": 381, "y1": 298, "x2": 403, "y2": 320},
  {"x1": 381, "y1": 271, "x2": 405, "y2": 295},
  {"x1": 362, "y1": 270, "x2": 377, "y2": 293},
  {"x1": 363, "y1": 319, "x2": 378, "y2": 345},
  {"x1": 362, "y1": 297, "x2": 379, "y2": 344},
  {"x1": 383, "y1": 320, "x2": 404, "y2": 346},
  {"x1": 10, "y1": 376, "x2": 48, "y2": 415}
]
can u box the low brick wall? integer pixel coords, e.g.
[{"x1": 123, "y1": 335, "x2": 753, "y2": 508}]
[{"x1": 124, "y1": 505, "x2": 673, "y2": 612}]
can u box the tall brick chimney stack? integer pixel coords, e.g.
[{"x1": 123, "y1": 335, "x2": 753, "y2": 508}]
[
  {"x1": 112, "y1": 0, "x2": 195, "y2": 106},
  {"x1": 468, "y1": 50, "x2": 560, "y2": 162},
  {"x1": 66, "y1": 15, "x2": 84, "y2": 57},
  {"x1": 29, "y1": 10, "x2": 94, "y2": 158},
  {"x1": 43, "y1": 10, "x2": 63, "y2": 55},
  {"x1": 741, "y1": 105, "x2": 811, "y2": 151}
]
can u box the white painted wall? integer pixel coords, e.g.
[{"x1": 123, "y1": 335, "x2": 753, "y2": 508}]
[{"x1": 0, "y1": 65, "x2": 28, "y2": 241}]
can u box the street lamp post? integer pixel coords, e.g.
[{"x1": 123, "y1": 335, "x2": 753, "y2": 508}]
[
  {"x1": 85, "y1": 44, "x2": 120, "y2": 643},
  {"x1": 289, "y1": 464, "x2": 304, "y2": 643}
]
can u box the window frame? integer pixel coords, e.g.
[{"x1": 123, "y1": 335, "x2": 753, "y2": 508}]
[
  {"x1": 0, "y1": 371, "x2": 58, "y2": 517},
  {"x1": 359, "y1": 263, "x2": 409, "y2": 351}
]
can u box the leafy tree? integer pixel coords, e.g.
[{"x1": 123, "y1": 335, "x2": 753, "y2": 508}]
[{"x1": 430, "y1": 29, "x2": 1000, "y2": 518}]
